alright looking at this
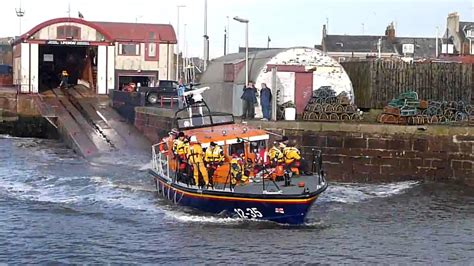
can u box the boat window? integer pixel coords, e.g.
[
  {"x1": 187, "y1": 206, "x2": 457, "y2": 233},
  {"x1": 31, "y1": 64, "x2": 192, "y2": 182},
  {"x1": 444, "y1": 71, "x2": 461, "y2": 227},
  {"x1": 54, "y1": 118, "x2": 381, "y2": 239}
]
[
  {"x1": 250, "y1": 140, "x2": 266, "y2": 153},
  {"x1": 249, "y1": 140, "x2": 267, "y2": 163},
  {"x1": 229, "y1": 142, "x2": 245, "y2": 157}
]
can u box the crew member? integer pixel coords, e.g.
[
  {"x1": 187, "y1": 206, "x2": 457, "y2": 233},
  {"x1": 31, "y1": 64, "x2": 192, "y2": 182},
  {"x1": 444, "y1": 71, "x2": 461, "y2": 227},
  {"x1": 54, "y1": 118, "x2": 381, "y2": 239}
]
[
  {"x1": 230, "y1": 154, "x2": 249, "y2": 186},
  {"x1": 268, "y1": 142, "x2": 285, "y2": 166},
  {"x1": 204, "y1": 142, "x2": 224, "y2": 186},
  {"x1": 283, "y1": 143, "x2": 302, "y2": 175},
  {"x1": 172, "y1": 132, "x2": 188, "y2": 176},
  {"x1": 268, "y1": 141, "x2": 286, "y2": 181},
  {"x1": 186, "y1": 136, "x2": 209, "y2": 187},
  {"x1": 59, "y1": 70, "x2": 69, "y2": 89},
  {"x1": 172, "y1": 132, "x2": 187, "y2": 158}
]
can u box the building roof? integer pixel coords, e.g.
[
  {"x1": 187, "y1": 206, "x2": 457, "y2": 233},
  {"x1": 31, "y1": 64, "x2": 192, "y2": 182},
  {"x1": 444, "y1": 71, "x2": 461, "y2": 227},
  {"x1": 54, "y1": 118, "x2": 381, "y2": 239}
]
[
  {"x1": 459, "y1": 21, "x2": 474, "y2": 40},
  {"x1": 93, "y1": 21, "x2": 176, "y2": 43},
  {"x1": 324, "y1": 35, "x2": 396, "y2": 54},
  {"x1": 200, "y1": 49, "x2": 284, "y2": 85},
  {"x1": 323, "y1": 34, "x2": 438, "y2": 58},
  {"x1": 14, "y1": 17, "x2": 176, "y2": 45},
  {"x1": 237, "y1": 47, "x2": 285, "y2": 53},
  {"x1": 394, "y1": 37, "x2": 438, "y2": 58}
]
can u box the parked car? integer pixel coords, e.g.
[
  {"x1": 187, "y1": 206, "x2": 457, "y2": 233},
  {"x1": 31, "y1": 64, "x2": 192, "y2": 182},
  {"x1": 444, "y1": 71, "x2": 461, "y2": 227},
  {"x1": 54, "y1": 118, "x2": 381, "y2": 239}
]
[
  {"x1": 138, "y1": 81, "x2": 198, "y2": 105},
  {"x1": 137, "y1": 80, "x2": 179, "y2": 104}
]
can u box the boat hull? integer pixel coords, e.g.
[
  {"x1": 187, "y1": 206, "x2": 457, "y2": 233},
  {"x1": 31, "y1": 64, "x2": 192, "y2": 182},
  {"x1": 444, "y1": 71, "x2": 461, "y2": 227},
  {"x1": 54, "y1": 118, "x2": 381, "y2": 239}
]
[{"x1": 151, "y1": 171, "x2": 325, "y2": 225}]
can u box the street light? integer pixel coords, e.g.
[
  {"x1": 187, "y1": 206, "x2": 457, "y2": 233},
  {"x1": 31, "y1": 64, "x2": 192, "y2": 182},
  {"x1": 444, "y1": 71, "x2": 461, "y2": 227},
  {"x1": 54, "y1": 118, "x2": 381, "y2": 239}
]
[
  {"x1": 233, "y1": 16, "x2": 249, "y2": 86},
  {"x1": 176, "y1": 5, "x2": 186, "y2": 81},
  {"x1": 15, "y1": 0, "x2": 25, "y2": 36}
]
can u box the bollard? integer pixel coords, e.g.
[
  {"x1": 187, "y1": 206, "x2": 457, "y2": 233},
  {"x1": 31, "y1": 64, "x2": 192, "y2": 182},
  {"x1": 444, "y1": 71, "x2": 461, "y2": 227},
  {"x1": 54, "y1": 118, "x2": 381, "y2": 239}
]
[{"x1": 160, "y1": 96, "x2": 164, "y2": 107}]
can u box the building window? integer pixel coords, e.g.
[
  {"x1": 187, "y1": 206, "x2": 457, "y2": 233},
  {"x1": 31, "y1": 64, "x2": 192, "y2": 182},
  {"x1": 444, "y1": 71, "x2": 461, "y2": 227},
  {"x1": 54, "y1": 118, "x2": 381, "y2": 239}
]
[
  {"x1": 467, "y1": 29, "x2": 474, "y2": 38},
  {"x1": 148, "y1": 43, "x2": 156, "y2": 57},
  {"x1": 119, "y1": 43, "x2": 140, "y2": 56},
  {"x1": 57, "y1": 25, "x2": 81, "y2": 39}
]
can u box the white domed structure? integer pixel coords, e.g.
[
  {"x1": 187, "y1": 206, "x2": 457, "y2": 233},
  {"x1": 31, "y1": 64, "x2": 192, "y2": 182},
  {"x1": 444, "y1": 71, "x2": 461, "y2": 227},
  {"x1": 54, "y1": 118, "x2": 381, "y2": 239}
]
[{"x1": 200, "y1": 47, "x2": 353, "y2": 117}]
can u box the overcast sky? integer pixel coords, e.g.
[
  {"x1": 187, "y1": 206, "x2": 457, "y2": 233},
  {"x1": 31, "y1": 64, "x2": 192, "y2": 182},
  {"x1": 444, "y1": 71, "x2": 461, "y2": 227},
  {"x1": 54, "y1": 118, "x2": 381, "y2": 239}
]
[{"x1": 1, "y1": 0, "x2": 472, "y2": 58}]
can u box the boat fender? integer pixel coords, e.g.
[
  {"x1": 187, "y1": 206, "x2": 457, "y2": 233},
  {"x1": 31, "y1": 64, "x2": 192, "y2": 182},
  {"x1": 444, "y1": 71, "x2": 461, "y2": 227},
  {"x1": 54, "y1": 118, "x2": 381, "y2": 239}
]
[{"x1": 298, "y1": 182, "x2": 305, "y2": 188}]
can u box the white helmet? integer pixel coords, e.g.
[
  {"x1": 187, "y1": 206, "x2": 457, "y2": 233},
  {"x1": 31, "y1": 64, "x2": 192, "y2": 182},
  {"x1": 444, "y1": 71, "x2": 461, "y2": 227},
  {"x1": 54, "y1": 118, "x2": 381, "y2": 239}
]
[{"x1": 189, "y1": 135, "x2": 198, "y2": 143}]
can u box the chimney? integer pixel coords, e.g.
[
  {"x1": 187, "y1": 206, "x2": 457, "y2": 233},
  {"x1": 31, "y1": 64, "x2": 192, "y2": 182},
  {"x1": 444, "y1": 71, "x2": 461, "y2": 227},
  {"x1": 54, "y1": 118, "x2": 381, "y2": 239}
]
[
  {"x1": 322, "y1": 24, "x2": 327, "y2": 39},
  {"x1": 447, "y1": 12, "x2": 460, "y2": 33},
  {"x1": 385, "y1": 22, "x2": 396, "y2": 41}
]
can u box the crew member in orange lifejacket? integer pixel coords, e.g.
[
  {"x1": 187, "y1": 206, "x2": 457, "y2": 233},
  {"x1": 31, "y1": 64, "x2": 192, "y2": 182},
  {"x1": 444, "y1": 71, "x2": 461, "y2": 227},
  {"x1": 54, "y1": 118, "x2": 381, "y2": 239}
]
[{"x1": 204, "y1": 142, "x2": 224, "y2": 186}]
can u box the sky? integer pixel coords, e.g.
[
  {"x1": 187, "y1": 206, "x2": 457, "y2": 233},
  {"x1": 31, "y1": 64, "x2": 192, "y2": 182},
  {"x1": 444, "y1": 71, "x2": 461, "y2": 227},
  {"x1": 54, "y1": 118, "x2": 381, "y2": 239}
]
[{"x1": 1, "y1": 0, "x2": 473, "y2": 59}]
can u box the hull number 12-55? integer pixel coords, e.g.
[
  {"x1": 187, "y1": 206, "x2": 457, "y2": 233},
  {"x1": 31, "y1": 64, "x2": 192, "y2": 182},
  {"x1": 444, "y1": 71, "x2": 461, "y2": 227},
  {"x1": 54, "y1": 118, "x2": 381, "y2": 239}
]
[{"x1": 234, "y1": 208, "x2": 263, "y2": 219}]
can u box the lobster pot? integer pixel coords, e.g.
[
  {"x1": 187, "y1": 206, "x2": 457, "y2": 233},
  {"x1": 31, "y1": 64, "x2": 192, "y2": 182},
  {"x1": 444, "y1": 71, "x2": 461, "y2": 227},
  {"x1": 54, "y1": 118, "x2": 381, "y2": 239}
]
[{"x1": 285, "y1": 107, "x2": 296, "y2": 120}]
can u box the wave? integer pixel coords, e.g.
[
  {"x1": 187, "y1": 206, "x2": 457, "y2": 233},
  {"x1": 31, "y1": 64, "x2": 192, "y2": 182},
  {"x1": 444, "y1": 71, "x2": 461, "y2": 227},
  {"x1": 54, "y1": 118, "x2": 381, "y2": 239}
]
[
  {"x1": 163, "y1": 209, "x2": 244, "y2": 224},
  {"x1": 0, "y1": 173, "x2": 159, "y2": 213},
  {"x1": 321, "y1": 181, "x2": 420, "y2": 204}
]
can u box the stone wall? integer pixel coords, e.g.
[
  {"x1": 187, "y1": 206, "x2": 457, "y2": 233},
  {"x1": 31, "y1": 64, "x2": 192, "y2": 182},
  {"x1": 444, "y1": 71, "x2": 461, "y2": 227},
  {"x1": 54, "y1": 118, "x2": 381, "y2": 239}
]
[
  {"x1": 134, "y1": 107, "x2": 174, "y2": 143},
  {"x1": 0, "y1": 117, "x2": 58, "y2": 139},
  {"x1": 254, "y1": 121, "x2": 474, "y2": 186}
]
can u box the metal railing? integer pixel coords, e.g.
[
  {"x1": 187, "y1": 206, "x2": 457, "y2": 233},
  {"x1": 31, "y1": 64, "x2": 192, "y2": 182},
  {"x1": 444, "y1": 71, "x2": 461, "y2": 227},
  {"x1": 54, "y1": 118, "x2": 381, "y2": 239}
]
[
  {"x1": 151, "y1": 142, "x2": 327, "y2": 192},
  {"x1": 152, "y1": 142, "x2": 170, "y2": 179}
]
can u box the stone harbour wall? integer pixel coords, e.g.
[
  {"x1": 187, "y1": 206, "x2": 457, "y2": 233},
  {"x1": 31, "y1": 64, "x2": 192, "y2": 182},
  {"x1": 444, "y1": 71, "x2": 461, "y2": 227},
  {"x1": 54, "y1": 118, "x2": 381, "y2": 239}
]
[
  {"x1": 254, "y1": 121, "x2": 474, "y2": 186},
  {"x1": 134, "y1": 107, "x2": 175, "y2": 143}
]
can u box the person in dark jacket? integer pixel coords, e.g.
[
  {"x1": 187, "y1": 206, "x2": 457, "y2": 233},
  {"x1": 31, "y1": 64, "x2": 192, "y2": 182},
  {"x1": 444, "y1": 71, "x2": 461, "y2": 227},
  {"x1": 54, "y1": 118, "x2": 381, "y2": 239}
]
[
  {"x1": 240, "y1": 82, "x2": 257, "y2": 120},
  {"x1": 260, "y1": 83, "x2": 272, "y2": 120}
]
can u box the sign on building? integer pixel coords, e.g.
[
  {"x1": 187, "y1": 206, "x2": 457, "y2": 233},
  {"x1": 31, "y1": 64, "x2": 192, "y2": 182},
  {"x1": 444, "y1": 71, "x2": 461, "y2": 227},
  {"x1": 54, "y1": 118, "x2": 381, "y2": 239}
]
[{"x1": 43, "y1": 54, "x2": 54, "y2": 62}]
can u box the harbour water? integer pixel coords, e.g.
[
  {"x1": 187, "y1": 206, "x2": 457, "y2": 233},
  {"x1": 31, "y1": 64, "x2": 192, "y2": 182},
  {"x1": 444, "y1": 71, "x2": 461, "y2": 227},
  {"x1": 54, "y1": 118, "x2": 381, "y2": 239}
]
[{"x1": 1, "y1": 135, "x2": 473, "y2": 264}]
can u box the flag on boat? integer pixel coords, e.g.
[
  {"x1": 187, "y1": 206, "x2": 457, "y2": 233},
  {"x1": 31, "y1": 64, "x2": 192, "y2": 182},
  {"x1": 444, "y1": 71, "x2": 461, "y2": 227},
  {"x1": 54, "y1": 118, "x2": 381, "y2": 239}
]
[{"x1": 275, "y1": 208, "x2": 285, "y2": 214}]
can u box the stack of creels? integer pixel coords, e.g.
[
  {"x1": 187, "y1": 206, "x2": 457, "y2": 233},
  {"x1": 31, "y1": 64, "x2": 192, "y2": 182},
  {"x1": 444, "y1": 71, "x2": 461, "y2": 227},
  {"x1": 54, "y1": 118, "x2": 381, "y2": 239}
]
[
  {"x1": 302, "y1": 87, "x2": 361, "y2": 121},
  {"x1": 378, "y1": 92, "x2": 473, "y2": 125},
  {"x1": 377, "y1": 91, "x2": 422, "y2": 125},
  {"x1": 419, "y1": 100, "x2": 473, "y2": 125}
]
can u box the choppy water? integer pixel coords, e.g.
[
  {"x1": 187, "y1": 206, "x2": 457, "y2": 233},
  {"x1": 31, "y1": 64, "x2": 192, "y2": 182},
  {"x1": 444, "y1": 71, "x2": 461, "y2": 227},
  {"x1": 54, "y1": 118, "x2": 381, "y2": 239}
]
[{"x1": 0, "y1": 135, "x2": 473, "y2": 264}]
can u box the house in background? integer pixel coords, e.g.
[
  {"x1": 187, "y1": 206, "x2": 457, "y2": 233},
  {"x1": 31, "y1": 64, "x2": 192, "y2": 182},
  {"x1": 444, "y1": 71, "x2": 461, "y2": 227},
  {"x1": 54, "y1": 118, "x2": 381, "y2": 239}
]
[
  {"x1": 0, "y1": 37, "x2": 13, "y2": 65},
  {"x1": 446, "y1": 12, "x2": 474, "y2": 55},
  {"x1": 321, "y1": 23, "x2": 439, "y2": 62}
]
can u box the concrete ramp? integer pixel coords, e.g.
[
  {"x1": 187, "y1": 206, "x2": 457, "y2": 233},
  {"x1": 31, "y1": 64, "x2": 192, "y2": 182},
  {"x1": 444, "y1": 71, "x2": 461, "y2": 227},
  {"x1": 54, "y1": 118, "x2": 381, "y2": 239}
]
[{"x1": 34, "y1": 86, "x2": 151, "y2": 158}]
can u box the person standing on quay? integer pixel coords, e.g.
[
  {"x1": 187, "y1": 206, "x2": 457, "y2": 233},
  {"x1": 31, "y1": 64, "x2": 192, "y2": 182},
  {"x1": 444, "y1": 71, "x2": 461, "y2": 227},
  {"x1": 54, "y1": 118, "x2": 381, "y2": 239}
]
[
  {"x1": 260, "y1": 83, "x2": 272, "y2": 121},
  {"x1": 241, "y1": 81, "x2": 257, "y2": 120},
  {"x1": 177, "y1": 79, "x2": 186, "y2": 109}
]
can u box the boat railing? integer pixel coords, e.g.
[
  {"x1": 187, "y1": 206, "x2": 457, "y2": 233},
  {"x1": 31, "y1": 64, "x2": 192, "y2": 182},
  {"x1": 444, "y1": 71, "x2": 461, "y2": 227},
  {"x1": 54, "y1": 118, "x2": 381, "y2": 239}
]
[
  {"x1": 300, "y1": 146, "x2": 326, "y2": 187},
  {"x1": 151, "y1": 142, "x2": 170, "y2": 179}
]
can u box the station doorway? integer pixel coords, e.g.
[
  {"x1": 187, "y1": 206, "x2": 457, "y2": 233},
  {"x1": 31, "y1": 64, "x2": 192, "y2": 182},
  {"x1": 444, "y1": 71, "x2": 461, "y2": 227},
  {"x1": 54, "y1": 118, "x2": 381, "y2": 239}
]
[{"x1": 38, "y1": 44, "x2": 97, "y2": 93}]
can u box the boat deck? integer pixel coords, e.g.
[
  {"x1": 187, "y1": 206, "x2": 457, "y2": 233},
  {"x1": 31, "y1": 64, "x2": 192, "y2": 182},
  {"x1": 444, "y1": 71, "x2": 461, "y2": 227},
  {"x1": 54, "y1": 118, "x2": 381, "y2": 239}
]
[{"x1": 160, "y1": 170, "x2": 325, "y2": 196}]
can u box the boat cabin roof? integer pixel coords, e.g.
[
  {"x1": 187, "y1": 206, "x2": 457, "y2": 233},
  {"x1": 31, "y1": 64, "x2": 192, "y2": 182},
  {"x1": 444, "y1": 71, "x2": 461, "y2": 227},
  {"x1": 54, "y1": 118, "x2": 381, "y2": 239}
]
[{"x1": 185, "y1": 124, "x2": 269, "y2": 148}]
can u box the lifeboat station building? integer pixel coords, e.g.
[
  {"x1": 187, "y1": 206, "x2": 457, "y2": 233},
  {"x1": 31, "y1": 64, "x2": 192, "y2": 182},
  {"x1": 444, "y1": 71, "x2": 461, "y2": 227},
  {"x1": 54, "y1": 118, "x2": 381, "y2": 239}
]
[{"x1": 12, "y1": 17, "x2": 177, "y2": 95}]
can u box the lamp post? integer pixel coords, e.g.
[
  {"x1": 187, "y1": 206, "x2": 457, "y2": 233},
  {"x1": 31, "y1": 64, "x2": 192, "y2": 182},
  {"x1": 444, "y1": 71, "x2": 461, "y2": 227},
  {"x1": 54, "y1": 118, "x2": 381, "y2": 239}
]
[
  {"x1": 176, "y1": 5, "x2": 186, "y2": 81},
  {"x1": 15, "y1": 0, "x2": 25, "y2": 36},
  {"x1": 233, "y1": 16, "x2": 249, "y2": 86}
]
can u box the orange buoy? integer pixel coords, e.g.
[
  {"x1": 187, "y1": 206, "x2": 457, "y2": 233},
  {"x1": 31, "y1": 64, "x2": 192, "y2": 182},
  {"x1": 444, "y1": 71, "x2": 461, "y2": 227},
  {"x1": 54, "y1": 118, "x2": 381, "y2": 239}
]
[{"x1": 298, "y1": 182, "x2": 305, "y2": 188}]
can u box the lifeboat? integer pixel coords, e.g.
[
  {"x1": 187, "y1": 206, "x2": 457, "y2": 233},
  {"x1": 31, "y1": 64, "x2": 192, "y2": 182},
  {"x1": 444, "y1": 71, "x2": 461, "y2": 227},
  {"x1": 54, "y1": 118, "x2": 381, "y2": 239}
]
[{"x1": 149, "y1": 87, "x2": 327, "y2": 225}]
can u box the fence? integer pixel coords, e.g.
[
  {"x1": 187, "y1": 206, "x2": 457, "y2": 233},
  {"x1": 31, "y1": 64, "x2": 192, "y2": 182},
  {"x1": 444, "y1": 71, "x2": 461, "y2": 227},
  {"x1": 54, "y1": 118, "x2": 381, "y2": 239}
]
[{"x1": 342, "y1": 61, "x2": 474, "y2": 109}]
